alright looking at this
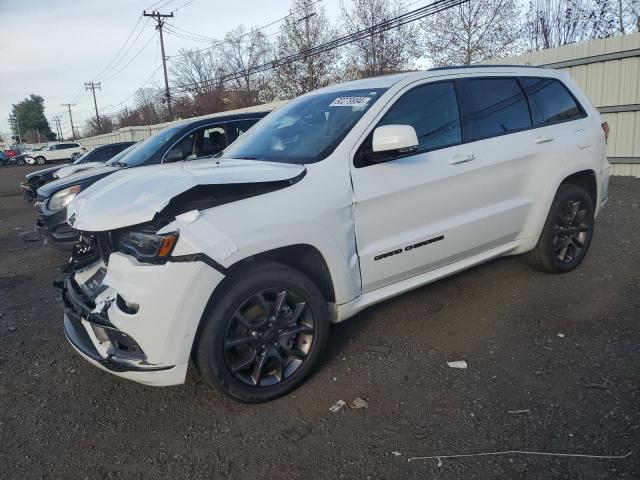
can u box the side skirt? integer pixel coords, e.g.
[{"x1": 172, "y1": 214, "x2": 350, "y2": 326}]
[{"x1": 334, "y1": 240, "x2": 521, "y2": 323}]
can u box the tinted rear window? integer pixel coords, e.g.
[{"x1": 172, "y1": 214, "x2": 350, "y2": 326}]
[
  {"x1": 464, "y1": 78, "x2": 531, "y2": 141},
  {"x1": 521, "y1": 78, "x2": 586, "y2": 126}
]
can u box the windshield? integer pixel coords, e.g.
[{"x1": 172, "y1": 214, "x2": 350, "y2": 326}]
[
  {"x1": 117, "y1": 124, "x2": 184, "y2": 167},
  {"x1": 72, "y1": 152, "x2": 90, "y2": 164},
  {"x1": 105, "y1": 144, "x2": 137, "y2": 166},
  {"x1": 221, "y1": 88, "x2": 386, "y2": 164}
]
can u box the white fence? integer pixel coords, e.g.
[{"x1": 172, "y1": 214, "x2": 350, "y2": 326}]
[{"x1": 79, "y1": 101, "x2": 287, "y2": 149}]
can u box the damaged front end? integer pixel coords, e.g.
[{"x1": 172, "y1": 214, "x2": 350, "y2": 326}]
[
  {"x1": 57, "y1": 237, "x2": 173, "y2": 376},
  {"x1": 58, "y1": 160, "x2": 309, "y2": 386}
]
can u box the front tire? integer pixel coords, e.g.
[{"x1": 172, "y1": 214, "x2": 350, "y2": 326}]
[
  {"x1": 35, "y1": 156, "x2": 46, "y2": 165},
  {"x1": 16, "y1": 158, "x2": 26, "y2": 166},
  {"x1": 525, "y1": 184, "x2": 594, "y2": 273},
  {"x1": 196, "y1": 262, "x2": 329, "y2": 403}
]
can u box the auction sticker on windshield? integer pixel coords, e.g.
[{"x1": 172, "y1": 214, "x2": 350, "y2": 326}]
[{"x1": 329, "y1": 97, "x2": 372, "y2": 107}]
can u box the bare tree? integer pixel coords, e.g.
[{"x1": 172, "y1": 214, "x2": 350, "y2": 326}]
[
  {"x1": 134, "y1": 87, "x2": 163, "y2": 125},
  {"x1": 525, "y1": 0, "x2": 610, "y2": 49},
  {"x1": 272, "y1": 0, "x2": 339, "y2": 98},
  {"x1": 340, "y1": 0, "x2": 421, "y2": 79},
  {"x1": 423, "y1": 0, "x2": 524, "y2": 66},
  {"x1": 170, "y1": 48, "x2": 229, "y2": 115},
  {"x1": 221, "y1": 25, "x2": 274, "y2": 107},
  {"x1": 85, "y1": 116, "x2": 115, "y2": 136}
]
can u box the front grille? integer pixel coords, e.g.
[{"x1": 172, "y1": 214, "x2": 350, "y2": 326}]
[{"x1": 82, "y1": 232, "x2": 116, "y2": 265}]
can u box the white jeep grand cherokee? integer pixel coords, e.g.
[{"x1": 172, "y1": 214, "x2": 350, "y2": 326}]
[{"x1": 60, "y1": 66, "x2": 609, "y2": 402}]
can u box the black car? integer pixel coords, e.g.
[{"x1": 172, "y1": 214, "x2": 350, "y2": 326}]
[
  {"x1": 21, "y1": 142, "x2": 136, "y2": 201},
  {"x1": 35, "y1": 110, "x2": 270, "y2": 248}
]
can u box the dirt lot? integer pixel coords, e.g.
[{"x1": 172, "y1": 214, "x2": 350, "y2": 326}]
[{"x1": 1, "y1": 164, "x2": 639, "y2": 479}]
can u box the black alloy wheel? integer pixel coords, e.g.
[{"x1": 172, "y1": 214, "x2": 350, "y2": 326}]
[
  {"x1": 525, "y1": 184, "x2": 594, "y2": 273},
  {"x1": 196, "y1": 262, "x2": 329, "y2": 403},
  {"x1": 553, "y1": 198, "x2": 590, "y2": 264},
  {"x1": 224, "y1": 288, "x2": 315, "y2": 387}
]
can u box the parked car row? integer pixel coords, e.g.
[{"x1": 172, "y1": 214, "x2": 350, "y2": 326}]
[
  {"x1": 26, "y1": 66, "x2": 609, "y2": 403},
  {"x1": 2, "y1": 143, "x2": 88, "y2": 167}
]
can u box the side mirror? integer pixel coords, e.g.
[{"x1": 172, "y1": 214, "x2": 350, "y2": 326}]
[
  {"x1": 165, "y1": 148, "x2": 184, "y2": 163},
  {"x1": 368, "y1": 125, "x2": 419, "y2": 162}
]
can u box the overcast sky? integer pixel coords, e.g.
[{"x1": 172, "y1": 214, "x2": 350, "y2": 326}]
[{"x1": 0, "y1": 0, "x2": 345, "y2": 140}]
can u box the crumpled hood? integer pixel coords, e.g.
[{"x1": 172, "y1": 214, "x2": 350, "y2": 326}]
[
  {"x1": 55, "y1": 162, "x2": 104, "y2": 179},
  {"x1": 68, "y1": 158, "x2": 306, "y2": 231},
  {"x1": 25, "y1": 165, "x2": 63, "y2": 181}
]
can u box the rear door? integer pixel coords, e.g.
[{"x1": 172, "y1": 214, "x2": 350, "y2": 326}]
[
  {"x1": 457, "y1": 76, "x2": 556, "y2": 244},
  {"x1": 350, "y1": 80, "x2": 486, "y2": 293}
]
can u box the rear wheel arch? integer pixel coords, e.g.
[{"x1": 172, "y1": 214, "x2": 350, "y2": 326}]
[{"x1": 561, "y1": 169, "x2": 597, "y2": 208}]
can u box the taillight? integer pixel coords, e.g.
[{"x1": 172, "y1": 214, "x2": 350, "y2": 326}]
[{"x1": 601, "y1": 122, "x2": 609, "y2": 142}]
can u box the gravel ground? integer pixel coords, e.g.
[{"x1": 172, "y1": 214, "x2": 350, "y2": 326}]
[{"x1": 1, "y1": 164, "x2": 639, "y2": 479}]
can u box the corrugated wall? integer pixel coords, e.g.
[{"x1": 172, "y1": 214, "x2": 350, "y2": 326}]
[{"x1": 492, "y1": 33, "x2": 640, "y2": 176}]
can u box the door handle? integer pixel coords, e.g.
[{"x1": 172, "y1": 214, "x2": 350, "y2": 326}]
[
  {"x1": 534, "y1": 135, "x2": 554, "y2": 144},
  {"x1": 450, "y1": 153, "x2": 475, "y2": 165}
]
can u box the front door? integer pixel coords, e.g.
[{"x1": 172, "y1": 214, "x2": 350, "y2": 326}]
[{"x1": 350, "y1": 80, "x2": 486, "y2": 293}]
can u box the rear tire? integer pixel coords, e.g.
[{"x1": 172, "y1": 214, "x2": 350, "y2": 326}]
[
  {"x1": 525, "y1": 184, "x2": 594, "y2": 273},
  {"x1": 196, "y1": 262, "x2": 329, "y2": 403},
  {"x1": 16, "y1": 158, "x2": 26, "y2": 166}
]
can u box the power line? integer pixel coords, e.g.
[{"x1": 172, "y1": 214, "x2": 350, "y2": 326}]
[
  {"x1": 166, "y1": 0, "x2": 325, "y2": 57},
  {"x1": 173, "y1": 0, "x2": 467, "y2": 93},
  {"x1": 92, "y1": 16, "x2": 144, "y2": 82},
  {"x1": 100, "y1": 32, "x2": 157, "y2": 83},
  {"x1": 172, "y1": 0, "x2": 197, "y2": 13},
  {"x1": 95, "y1": 18, "x2": 152, "y2": 82},
  {"x1": 102, "y1": 63, "x2": 163, "y2": 113}
]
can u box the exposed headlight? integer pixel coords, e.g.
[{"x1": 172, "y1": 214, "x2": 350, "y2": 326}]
[
  {"x1": 49, "y1": 185, "x2": 81, "y2": 210},
  {"x1": 117, "y1": 230, "x2": 178, "y2": 261}
]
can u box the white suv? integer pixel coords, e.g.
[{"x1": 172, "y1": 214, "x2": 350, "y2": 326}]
[
  {"x1": 61, "y1": 66, "x2": 609, "y2": 402},
  {"x1": 27, "y1": 142, "x2": 86, "y2": 165}
]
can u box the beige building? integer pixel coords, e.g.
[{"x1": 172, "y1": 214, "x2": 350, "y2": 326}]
[{"x1": 492, "y1": 33, "x2": 640, "y2": 176}]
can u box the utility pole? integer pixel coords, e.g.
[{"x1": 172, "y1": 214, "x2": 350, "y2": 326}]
[
  {"x1": 9, "y1": 113, "x2": 22, "y2": 144},
  {"x1": 297, "y1": 0, "x2": 316, "y2": 92},
  {"x1": 144, "y1": 10, "x2": 174, "y2": 121},
  {"x1": 52, "y1": 116, "x2": 63, "y2": 141},
  {"x1": 85, "y1": 82, "x2": 102, "y2": 129},
  {"x1": 62, "y1": 103, "x2": 77, "y2": 140}
]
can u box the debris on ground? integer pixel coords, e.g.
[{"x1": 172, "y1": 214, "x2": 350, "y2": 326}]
[
  {"x1": 447, "y1": 360, "x2": 467, "y2": 369},
  {"x1": 407, "y1": 449, "x2": 632, "y2": 464},
  {"x1": 329, "y1": 400, "x2": 346, "y2": 413},
  {"x1": 391, "y1": 451, "x2": 402, "y2": 457},
  {"x1": 367, "y1": 345, "x2": 390, "y2": 354},
  {"x1": 350, "y1": 397, "x2": 369, "y2": 409},
  {"x1": 507, "y1": 409, "x2": 531, "y2": 414},
  {"x1": 7, "y1": 326, "x2": 17, "y2": 332},
  {"x1": 582, "y1": 376, "x2": 615, "y2": 389},
  {"x1": 557, "y1": 333, "x2": 565, "y2": 338}
]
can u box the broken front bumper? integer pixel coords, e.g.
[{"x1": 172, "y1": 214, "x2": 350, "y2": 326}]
[{"x1": 59, "y1": 252, "x2": 224, "y2": 386}]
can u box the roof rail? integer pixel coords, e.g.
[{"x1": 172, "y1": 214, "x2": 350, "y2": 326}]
[{"x1": 428, "y1": 64, "x2": 543, "y2": 71}]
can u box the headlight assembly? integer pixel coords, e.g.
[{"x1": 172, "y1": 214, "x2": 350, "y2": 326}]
[
  {"x1": 49, "y1": 185, "x2": 81, "y2": 210},
  {"x1": 117, "y1": 230, "x2": 178, "y2": 261}
]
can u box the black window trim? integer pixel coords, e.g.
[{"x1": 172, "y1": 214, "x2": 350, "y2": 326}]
[
  {"x1": 518, "y1": 76, "x2": 588, "y2": 128},
  {"x1": 354, "y1": 79, "x2": 464, "y2": 168},
  {"x1": 353, "y1": 75, "x2": 589, "y2": 169}
]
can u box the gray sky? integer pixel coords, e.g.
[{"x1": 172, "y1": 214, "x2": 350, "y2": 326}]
[{"x1": 0, "y1": 0, "x2": 343, "y2": 140}]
